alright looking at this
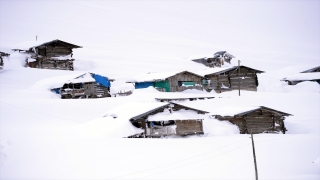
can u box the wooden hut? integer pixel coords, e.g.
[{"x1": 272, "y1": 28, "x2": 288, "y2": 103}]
[
  {"x1": 51, "y1": 73, "x2": 114, "y2": 99},
  {"x1": 211, "y1": 106, "x2": 292, "y2": 134},
  {"x1": 197, "y1": 66, "x2": 264, "y2": 93},
  {"x1": 129, "y1": 102, "x2": 208, "y2": 137},
  {"x1": 126, "y1": 71, "x2": 205, "y2": 92},
  {"x1": 12, "y1": 39, "x2": 82, "y2": 71},
  {"x1": 0, "y1": 51, "x2": 10, "y2": 69}
]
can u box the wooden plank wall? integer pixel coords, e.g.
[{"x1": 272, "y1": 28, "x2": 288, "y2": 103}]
[
  {"x1": 167, "y1": 72, "x2": 203, "y2": 92},
  {"x1": 205, "y1": 67, "x2": 259, "y2": 93},
  {"x1": 37, "y1": 46, "x2": 72, "y2": 57},
  {"x1": 61, "y1": 82, "x2": 111, "y2": 99},
  {"x1": 176, "y1": 120, "x2": 203, "y2": 135},
  {"x1": 30, "y1": 60, "x2": 74, "y2": 71},
  {"x1": 216, "y1": 109, "x2": 286, "y2": 134}
]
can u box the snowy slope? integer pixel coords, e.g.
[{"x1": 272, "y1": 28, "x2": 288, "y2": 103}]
[{"x1": 0, "y1": 1, "x2": 320, "y2": 180}]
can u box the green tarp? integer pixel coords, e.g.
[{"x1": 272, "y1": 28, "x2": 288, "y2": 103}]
[{"x1": 154, "y1": 80, "x2": 170, "y2": 92}]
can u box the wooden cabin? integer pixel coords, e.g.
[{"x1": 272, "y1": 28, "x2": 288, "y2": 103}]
[
  {"x1": 0, "y1": 51, "x2": 10, "y2": 69},
  {"x1": 191, "y1": 51, "x2": 235, "y2": 68},
  {"x1": 12, "y1": 39, "x2": 82, "y2": 71},
  {"x1": 129, "y1": 102, "x2": 208, "y2": 137},
  {"x1": 51, "y1": 73, "x2": 114, "y2": 99},
  {"x1": 197, "y1": 66, "x2": 264, "y2": 93},
  {"x1": 126, "y1": 71, "x2": 204, "y2": 92},
  {"x1": 211, "y1": 106, "x2": 292, "y2": 134}
]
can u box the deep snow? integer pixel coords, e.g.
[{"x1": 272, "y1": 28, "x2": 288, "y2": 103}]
[{"x1": 0, "y1": 1, "x2": 320, "y2": 180}]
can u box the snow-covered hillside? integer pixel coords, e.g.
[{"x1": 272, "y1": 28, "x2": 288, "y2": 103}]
[{"x1": 0, "y1": 1, "x2": 319, "y2": 180}]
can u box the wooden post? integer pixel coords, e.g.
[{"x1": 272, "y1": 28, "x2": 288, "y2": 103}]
[
  {"x1": 238, "y1": 60, "x2": 241, "y2": 96},
  {"x1": 251, "y1": 131, "x2": 258, "y2": 180}
]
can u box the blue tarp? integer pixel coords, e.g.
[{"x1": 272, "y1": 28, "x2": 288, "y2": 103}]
[
  {"x1": 135, "y1": 82, "x2": 154, "y2": 89},
  {"x1": 53, "y1": 88, "x2": 60, "y2": 94},
  {"x1": 92, "y1": 74, "x2": 111, "y2": 87}
]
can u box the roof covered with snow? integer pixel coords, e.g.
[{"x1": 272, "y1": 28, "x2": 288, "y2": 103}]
[
  {"x1": 12, "y1": 40, "x2": 47, "y2": 51},
  {"x1": 126, "y1": 70, "x2": 203, "y2": 83},
  {"x1": 50, "y1": 73, "x2": 96, "y2": 89},
  {"x1": 300, "y1": 66, "x2": 320, "y2": 73},
  {"x1": 12, "y1": 39, "x2": 82, "y2": 51},
  {"x1": 130, "y1": 102, "x2": 208, "y2": 122},
  {"x1": 282, "y1": 72, "x2": 320, "y2": 81},
  {"x1": 103, "y1": 102, "x2": 169, "y2": 119},
  {"x1": 196, "y1": 67, "x2": 233, "y2": 76},
  {"x1": 196, "y1": 66, "x2": 264, "y2": 76},
  {"x1": 147, "y1": 109, "x2": 205, "y2": 121},
  {"x1": 211, "y1": 106, "x2": 292, "y2": 117}
]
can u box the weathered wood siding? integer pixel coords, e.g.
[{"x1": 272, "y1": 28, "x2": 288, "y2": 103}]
[
  {"x1": 61, "y1": 82, "x2": 110, "y2": 99},
  {"x1": 205, "y1": 67, "x2": 259, "y2": 93},
  {"x1": 216, "y1": 109, "x2": 286, "y2": 134},
  {"x1": 167, "y1": 72, "x2": 203, "y2": 92},
  {"x1": 37, "y1": 46, "x2": 72, "y2": 57},
  {"x1": 244, "y1": 109, "x2": 285, "y2": 134},
  {"x1": 29, "y1": 59, "x2": 74, "y2": 71},
  {"x1": 149, "y1": 125, "x2": 176, "y2": 137},
  {"x1": 229, "y1": 73, "x2": 257, "y2": 91},
  {"x1": 176, "y1": 120, "x2": 203, "y2": 135},
  {"x1": 26, "y1": 41, "x2": 77, "y2": 71}
]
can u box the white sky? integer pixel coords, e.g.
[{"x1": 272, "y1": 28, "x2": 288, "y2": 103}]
[{"x1": 0, "y1": 0, "x2": 319, "y2": 67}]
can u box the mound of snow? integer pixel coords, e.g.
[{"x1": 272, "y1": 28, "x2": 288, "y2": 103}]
[
  {"x1": 4, "y1": 52, "x2": 29, "y2": 69},
  {"x1": 258, "y1": 74, "x2": 320, "y2": 93},
  {"x1": 179, "y1": 89, "x2": 209, "y2": 94},
  {"x1": 203, "y1": 117, "x2": 240, "y2": 136},
  {"x1": 283, "y1": 81, "x2": 320, "y2": 93},
  {"x1": 71, "y1": 116, "x2": 143, "y2": 138},
  {"x1": 267, "y1": 65, "x2": 319, "y2": 79},
  {"x1": 73, "y1": 59, "x2": 97, "y2": 71}
]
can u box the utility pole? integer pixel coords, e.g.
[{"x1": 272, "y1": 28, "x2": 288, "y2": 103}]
[
  {"x1": 36, "y1": 35, "x2": 37, "y2": 41},
  {"x1": 238, "y1": 60, "x2": 241, "y2": 96},
  {"x1": 251, "y1": 131, "x2": 258, "y2": 180}
]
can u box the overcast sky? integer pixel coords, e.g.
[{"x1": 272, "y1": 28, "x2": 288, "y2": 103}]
[{"x1": 1, "y1": 0, "x2": 319, "y2": 65}]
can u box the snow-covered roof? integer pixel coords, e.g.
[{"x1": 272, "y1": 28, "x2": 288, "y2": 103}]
[
  {"x1": 147, "y1": 109, "x2": 205, "y2": 121},
  {"x1": 12, "y1": 39, "x2": 82, "y2": 51},
  {"x1": 69, "y1": 73, "x2": 95, "y2": 83},
  {"x1": 300, "y1": 66, "x2": 320, "y2": 73},
  {"x1": 196, "y1": 66, "x2": 264, "y2": 76},
  {"x1": 126, "y1": 71, "x2": 203, "y2": 83},
  {"x1": 211, "y1": 106, "x2": 260, "y2": 116},
  {"x1": 211, "y1": 106, "x2": 292, "y2": 117},
  {"x1": 12, "y1": 40, "x2": 47, "y2": 51},
  {"x1": 103, "y1": 102, "x2": 169, "y2": 119},
  {"x1": 130, "y1": 102, "x2": 208, "y2": 122},
  {"x1": 282, "y1": 72, "x2": 320, "y2": 81},
  {"x1": 50, "y1": 73, "x2": 96, "y2": 89},
  {"x1": 196, "y1": 67, "x2": 233, "y2": 76}
]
